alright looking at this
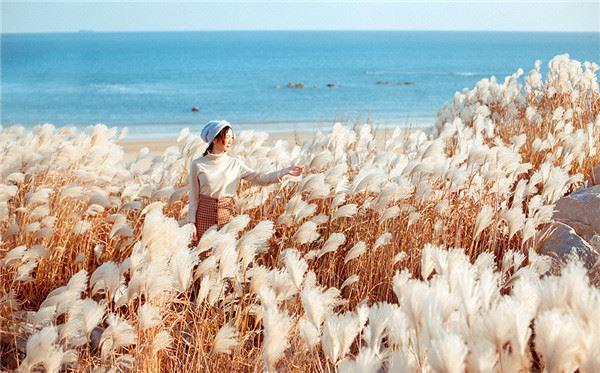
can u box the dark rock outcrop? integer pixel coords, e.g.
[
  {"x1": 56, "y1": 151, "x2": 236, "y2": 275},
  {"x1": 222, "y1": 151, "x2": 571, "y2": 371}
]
[
  {"x1": 538, "y1": 222, "x2": 599, "y2": 273},
  {"x1": 537, "y1": 184, "x2": 600, "y2": 272}
]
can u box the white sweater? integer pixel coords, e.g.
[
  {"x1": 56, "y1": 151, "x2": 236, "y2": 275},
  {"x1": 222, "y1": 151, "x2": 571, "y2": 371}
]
[{"x1": 188, "y1": 152, "x2": 290, "y2": 223}]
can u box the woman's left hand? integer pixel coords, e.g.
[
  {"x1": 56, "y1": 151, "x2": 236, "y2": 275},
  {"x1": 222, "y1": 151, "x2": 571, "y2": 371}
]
[{"x1": 287, "y1": 166, "x2": 304, "y2": 176}]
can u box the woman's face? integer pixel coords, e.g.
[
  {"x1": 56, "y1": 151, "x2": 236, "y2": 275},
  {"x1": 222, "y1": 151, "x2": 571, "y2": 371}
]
[{"x1": 214, "y1": 127, "x2": 234, "y2": 153}]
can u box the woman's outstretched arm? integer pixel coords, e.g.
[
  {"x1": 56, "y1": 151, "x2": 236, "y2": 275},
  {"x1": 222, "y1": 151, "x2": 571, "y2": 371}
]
[
  {"x1": 188, "y1": 162, "x2": 199, "y2": 223},
  {"x1": 237, "y1": 158, "x2": 302, "y2": 186}
]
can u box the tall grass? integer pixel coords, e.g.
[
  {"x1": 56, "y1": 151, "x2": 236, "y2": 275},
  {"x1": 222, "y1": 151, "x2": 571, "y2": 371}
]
[{"x1": 1, "y1": 54, "x2": 599, "y2": 372}]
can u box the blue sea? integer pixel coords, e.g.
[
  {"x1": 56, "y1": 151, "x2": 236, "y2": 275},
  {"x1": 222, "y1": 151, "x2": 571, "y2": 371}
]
[{"x1": 2, "y1": 31, "x2": 599, "y2": 138}]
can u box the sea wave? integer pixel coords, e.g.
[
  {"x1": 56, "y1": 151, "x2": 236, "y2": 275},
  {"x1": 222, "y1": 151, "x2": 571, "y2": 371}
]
[
  {"x1": 89, "y1": 83, "x2": 166, "y2": 94},
  {"x1": 1, "y1": 83, "x2": 79, "y2": 94},
  {"x1": 451, "y1": 72, "x2": 483, "y2": 77},
  {"x1": 365, "y1": 70, "x2": 503, "y2": 77},
  {"x1": 2, "y1": 82, "x2": 174, "y2": 95}
]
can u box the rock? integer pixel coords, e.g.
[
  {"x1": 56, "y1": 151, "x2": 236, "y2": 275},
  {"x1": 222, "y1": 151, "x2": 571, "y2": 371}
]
[
  {"x1": 90, "y1": 326, "x2": 104, "y2": 352},
  {"x1": 287, "y1": 82, "x2": 304, "y2": 89},
  {"x1": 326, "y1": 83, "x2": 336, "y2": 88},
  {"x1": 537, "y1": 222, "x2": 599, "y2": 273},
  {"x1": 192, "y1": 106, "x2": 200, "y2": 112},
  {"x1": 553, "y1": 184, "x2": 600, "y2": 243},
  {"x1": 375, "y1": 80, "x2": 415, "y2": 86}
]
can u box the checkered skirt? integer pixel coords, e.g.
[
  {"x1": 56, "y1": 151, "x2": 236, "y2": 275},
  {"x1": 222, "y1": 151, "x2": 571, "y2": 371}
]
[{"x1": 193, "y1": 193, "x2": 237, "y2": 245}]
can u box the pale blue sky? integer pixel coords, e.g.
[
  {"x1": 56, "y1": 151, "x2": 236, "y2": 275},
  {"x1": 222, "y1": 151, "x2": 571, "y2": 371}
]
[{"x1": 2, "y1": 1, "x2": 599, "y2": 33}]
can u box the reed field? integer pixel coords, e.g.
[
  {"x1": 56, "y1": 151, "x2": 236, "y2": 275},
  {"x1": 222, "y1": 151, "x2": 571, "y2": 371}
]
[{"x1": 1, "y1": 54, "x2": 600, "y2": 372}]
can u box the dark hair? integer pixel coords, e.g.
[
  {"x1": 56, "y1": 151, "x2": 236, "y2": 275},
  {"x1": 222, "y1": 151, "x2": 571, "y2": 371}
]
[{"x1": 203, "y1": 126, "x2": 232, "y2": 156}]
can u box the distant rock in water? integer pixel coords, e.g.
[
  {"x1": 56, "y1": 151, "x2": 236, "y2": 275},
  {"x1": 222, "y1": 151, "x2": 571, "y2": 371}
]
[
  {"x1": 326, "y1": 83, "x2": 336, "y2": 88},
  {"x1": 287, "y1": 82, "x2": 304, "y2": 89},
  {"x1": 376, "y1": 80, "x2": 415, "y2": 86},
  {"x1": 192, "y1": 106, "x2": 200, "y2": 112}
]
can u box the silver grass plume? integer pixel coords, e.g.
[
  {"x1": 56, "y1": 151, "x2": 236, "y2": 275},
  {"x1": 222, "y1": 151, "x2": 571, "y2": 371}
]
[
  {"x1": 338, "y1": 347, "x2": 381, "y2": 373},
  {"x1": 138, "y1": 302, "x2": 162, "y2": 330},
  {"x1": 535, "y1": 309, "x2": 586, "y2": 373},
  {"x1": 100, "y1": 314, "x2": 137, "y2": 359},
  {"x1": 40, "y1": 270, "x2": 88, "y2": 316},
  {"x1": 19, "y1": 326, "x2": 77, "y2": 373},
  {"x1": 361, "y1": 302, "x2": 395, "y2": 354},
  {"x1": 329, "y1": 192, "x2": 347, "y2": 210},
  {"x1": 473, "y1": 204, "x2": 494, "y2": 239},
  {"x1": 220, "y1": 214, "x2": 251, "y2": 237},
  {"x1": 301, "y1": 285, "x2": 342, "y2": 330},
  {"x1": 427, "y1": 332, "x2": 468, "y2": 373},
  {"x1": 152, "y1": 330, "x2": 173, "y2": 354},
  {"x1": 237, "y1": 220, "x2": 275, "y2": 270},
  {"x1": 500, "y1": 207, "x2": 525, "y2": 240},
  {"x1": 332, "y1": 204, "x2": 358, "y2": 222},
  {"x1": 212, "y1": 323, "x2": 239, "y2": 355},
  {"x1": 293, "y1": 221, "x2": 320, "y2": 245},
  {"x1": 340, "y1": 275, "x2": 359, "y2": 290},
  {"x1": 267, "y1": 268, "x2": 298, "y2": 302},
  {"x1": 61, "y1": 298, "x2": 105, "y2": 347},
  {"x1": 261, "y1": 302, "x2": 292, "y2": 371},
  {"x1": 170, "y1": 247, "x2": 199, "y2": 292},
  {"x1": 218, "y1": 241, "x2": 239, "y2": 280},
  {"x1": 321, "y1": 311, "x2": 363, "y2": 364},
  {"x1": 373, "y1": 232, "x2": 392, "y2": 251},
  {"x1": 282, "y1": 249, "x2": 308, "y2": 289},
  {"x1": 344, "y1": 241, "x2": 366, "y2": 264},
  {"x1": 298, "y1": 317, "x2": 321, "y2": 349},
  {"x1": 319, "y1": 233, "x2": 346, "y2": 259},
  {"x1": 379, "y1": 205, "x2": 400, "y2": 224},
  {"x1": 90, "y1": 261, "x2": 122, "y2": 296}
]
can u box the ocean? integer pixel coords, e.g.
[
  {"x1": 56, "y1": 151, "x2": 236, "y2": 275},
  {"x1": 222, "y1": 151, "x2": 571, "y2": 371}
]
[{"x1": 2, "y1": 31, "x2": 599, "y2": 138}]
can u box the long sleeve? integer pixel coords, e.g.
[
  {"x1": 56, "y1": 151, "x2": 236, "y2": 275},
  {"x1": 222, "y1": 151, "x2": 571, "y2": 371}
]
[
  {"x1": 188, "y1": 162, "x2": 200, "y2": 223},
  {"x1": 237, "y1": 158, "x2": 291, "y2": 186}
]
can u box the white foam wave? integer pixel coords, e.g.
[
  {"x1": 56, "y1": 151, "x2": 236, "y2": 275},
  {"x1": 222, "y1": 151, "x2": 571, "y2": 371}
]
[{"x1": 90, "y1": 83, "x2": 163, "y2": 94}]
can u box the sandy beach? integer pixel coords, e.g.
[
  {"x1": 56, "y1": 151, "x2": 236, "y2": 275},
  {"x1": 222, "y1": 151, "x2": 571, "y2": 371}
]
[
  {"x1": 118, "y1": 130, "x2": 312, "y2": 157},
  {"x1": 117, "y1": 127, "x2": 423, "y2": 160}
]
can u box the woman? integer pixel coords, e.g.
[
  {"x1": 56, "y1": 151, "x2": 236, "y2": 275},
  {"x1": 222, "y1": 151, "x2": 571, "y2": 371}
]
[{"x1": 188, "y1": 120, "x2": 303, "y2": 245}]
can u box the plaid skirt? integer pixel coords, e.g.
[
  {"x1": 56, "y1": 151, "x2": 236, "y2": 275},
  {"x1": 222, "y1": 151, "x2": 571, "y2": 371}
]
[{"x1": 192, "y1": 193, "x2": 237, "y2": 245}]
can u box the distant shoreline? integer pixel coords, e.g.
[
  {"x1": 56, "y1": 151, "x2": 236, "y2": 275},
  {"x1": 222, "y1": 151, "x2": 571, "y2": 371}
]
[
  {"x1": 1, "y1": 119, "x2": 435, "y2": 141},
  {"x1": 4, "y1": 30, "x2": 600, "y2": 35}
]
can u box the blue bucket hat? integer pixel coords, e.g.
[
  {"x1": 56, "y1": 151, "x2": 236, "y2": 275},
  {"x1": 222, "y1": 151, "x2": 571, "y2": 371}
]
[{"x1": 200, "y1": 120, "x2": 232, "y2": 144}]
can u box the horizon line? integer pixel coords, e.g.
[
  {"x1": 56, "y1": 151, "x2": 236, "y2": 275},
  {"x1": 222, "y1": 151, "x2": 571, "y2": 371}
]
[{"x1": 3, "y1": 29, "x2": 599, "y2": 35}]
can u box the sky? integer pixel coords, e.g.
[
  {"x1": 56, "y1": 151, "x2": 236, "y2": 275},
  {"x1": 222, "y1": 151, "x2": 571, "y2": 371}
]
[{"x1": 2, "y1": 1, "x2": 599, "y2": 33}]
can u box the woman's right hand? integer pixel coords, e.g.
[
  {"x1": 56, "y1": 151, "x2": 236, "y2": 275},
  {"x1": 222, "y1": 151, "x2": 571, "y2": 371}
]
[{"x1": 287, "y1": 166, "x2": 304, "y2": 177}]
